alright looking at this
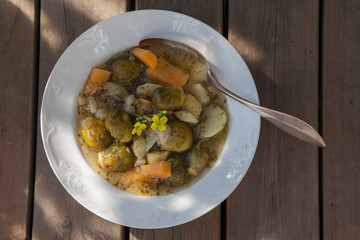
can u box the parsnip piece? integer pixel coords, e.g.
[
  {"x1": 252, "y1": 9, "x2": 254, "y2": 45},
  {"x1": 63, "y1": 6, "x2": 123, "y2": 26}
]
[
  {"x1": 187, "y1": 83, "x2": 211, "y2": 104},
  {"x1": 182, "y1": 94, "x2": 202, "y2": 118},
  {"x1": 195, "y1": 104, "x2": 227, "y2": 139},
  {"x1": 135, "y1": 83, "x2": 162, "y2": 99},
  {"x1": 158, "y1": 124, "x2": 171, "y2": 146},
  {"x1": 132, "y1": 135, "x2": 147, "y2": 159},
  {"x1": 174, "y1": 110, "x2": 199, "y2": 124},
  {"x1": 134, "y1": 98, "x2": 153, "y2": 114},
  {"x1": 146, "y1": 151, "x2": 170, "y2": 164},
  {"x1": 124, "y1": 94, "x2": 136, "y2": 114}
]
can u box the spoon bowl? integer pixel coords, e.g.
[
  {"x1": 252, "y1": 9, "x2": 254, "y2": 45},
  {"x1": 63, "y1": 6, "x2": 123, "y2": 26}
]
[{"x1": 140, "y1": 38, "x2": 325, "y2": 147}]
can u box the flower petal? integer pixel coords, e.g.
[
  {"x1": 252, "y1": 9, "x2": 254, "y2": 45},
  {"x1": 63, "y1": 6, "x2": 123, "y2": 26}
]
[
  {"x1": 152, "y1": 114, "x2": 159, "y2": 123},
  {"x1": 140, "y1": 123, "x2": 147, "y2": 130},
  {"x1": 158, "y1": 124, "x2": 166, "y2": 131},
  {"x1": 132, "y1": 128, "x2": 137, "y2": 135},
  {"x1": 151, "y1": 122, "x2": 158, "y2": 131},
  {"x1": 159, "y1": 116, "x2": 168, "y2": 125}
]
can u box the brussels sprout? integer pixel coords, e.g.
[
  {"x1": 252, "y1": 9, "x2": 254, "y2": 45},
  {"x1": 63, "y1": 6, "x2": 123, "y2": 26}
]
[
  {"x1": 188, "y1": 139, "x2": 213, "y2": 175},
  {"x1": 161, "y1": 121, "x2": 193, "y2": 152},
  {"x1": 104, "y1": 109, "x2": 133, "y2": 143},
  {"x1": 98, "y1": 142, "x2": 133, "y2": 172},
  {"x1": 80, "y1": 116, "x2": 112, "y2": 151},
  {"x1": 110, "y1": 57, "x2": 141, "y2": 85},
  {"x1": 152, "y1": 86, "x2": 185, "y2": 110},
  {"x1": 166, "y1": 157, "x2": 188, "y2": 186}
]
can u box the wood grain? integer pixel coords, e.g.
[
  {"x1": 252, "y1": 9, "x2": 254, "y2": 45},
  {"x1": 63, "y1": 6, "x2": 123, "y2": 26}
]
[
  {"x1": 32, "y1": 0, "x2": 129, "y2": 239},
  {"x1": 226, "y1": 0, "x2": 320, "y2": 239},
  {"x1": 131, "y1": 0, "x2": 223, "y2": 239},
  {"x1": 0, "y1": 0, "x2": 35, "y2": 239},
  {"x1": 322, "y1": 0, "x2": 360, "y2": 239}
]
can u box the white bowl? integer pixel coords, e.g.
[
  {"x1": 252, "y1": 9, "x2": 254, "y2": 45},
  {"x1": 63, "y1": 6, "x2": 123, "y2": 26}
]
[{"x1": 41, "y1": 10, "x2": 260, "y2": 229}]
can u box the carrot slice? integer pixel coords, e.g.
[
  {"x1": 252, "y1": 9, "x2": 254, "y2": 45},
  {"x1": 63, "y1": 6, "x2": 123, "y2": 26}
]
[
  {"x1": 83, "y1": 68, "x2": 111, "y2": 95},
  {"x1": 131, "y1": 47, "x2": 158, "y2": 69},
  {"x1": 119, "y1": 161, "x2": 171, "y2": 185},
  {"x1": 137, "y1": 161, "x2": 171, "y2": 179},
  {"x1": 146, "y1": 58, "x2": 189, "y2": 87}
]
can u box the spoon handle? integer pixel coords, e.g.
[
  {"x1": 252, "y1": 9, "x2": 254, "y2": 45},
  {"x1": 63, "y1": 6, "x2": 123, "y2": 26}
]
[{"x1": 207, "y1": 72, "x2": 326, "y2": 147}]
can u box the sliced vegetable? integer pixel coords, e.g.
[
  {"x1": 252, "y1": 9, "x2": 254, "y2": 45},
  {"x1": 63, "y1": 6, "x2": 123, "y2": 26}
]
[
  {"x1": 147, "y1": 151, "x2": 169, "y2": 164},
  {"x1": 132, "y1": 135, "x2": 147, "y2": 160},
  {"x1": 181, "y1": 94, "x2": 202, "y2": 118},
  {"x1": 187, "y1": 83, "x2": 211, "y2": 104},
  {"x1": 119, "y1": 161, "x2": 171, "y2": 184},
  {"x1": 131, "y1": 47, "x2": 158, "y2": 69},
  {"x1": 146, "y1": 58, "x2": 189, "y2": 87},
  {"x1": 83, "y1": 68, "x2": 111, "y2": 95},
  {"x1": 195, "y1": 104, "x2": 227, "y2": 139},
  {"x1": 134, "y1": 98, "x2": 153, "y2": 114},
  {"x1": 174, "y1": 110, "x2": 198, "y2": 124},
  {"x1": 135, "y1": 83, "x2": 162, "y2": 99}
]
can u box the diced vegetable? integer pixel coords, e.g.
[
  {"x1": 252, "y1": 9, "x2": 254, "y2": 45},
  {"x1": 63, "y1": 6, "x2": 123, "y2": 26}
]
[
  {"x1": 146, "y1": 58, "x2": 189, "y2": 87},
  {"x1": 187, "y1": 83, "x2": 211, "y2": 104},
  {"x1": 131, "y1": 47, "x2": 158, "y2": 69},
  {"x1": 132, "y1": 135, "x2": 147, "y2": 160},
  {"x1": 181, "y1": 94, "x2": 202, "y2": 118},
  {"x1": 136, "y1": 161, "x2": 171, "y2": 179},
  {"x1": 195, "y1": 104, "x2": 227, "y2": 139},
  {"x1": 135, "y1": 83, "x2": 162, "y2": 99},
  {"x1": 83, "y1": 68, "x2": 111, "y2": 95},
  {"x1": 134, "y1": 98, "x2": 153, "y2": 114},
  {"x1": 147, "y1": 151, "x2": 169, "y2": 164},
  {"x1": 174, "y1": 110, "x2": 198, "y2": 124},
  {"x1": 119, "y1": 161, "x2": 171, "y2": 184}
]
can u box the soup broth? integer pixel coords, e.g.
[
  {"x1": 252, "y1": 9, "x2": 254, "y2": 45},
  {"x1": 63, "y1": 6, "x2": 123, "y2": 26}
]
[{"x1": 77, "y1": 44, "x2": 228, "y2": 196}]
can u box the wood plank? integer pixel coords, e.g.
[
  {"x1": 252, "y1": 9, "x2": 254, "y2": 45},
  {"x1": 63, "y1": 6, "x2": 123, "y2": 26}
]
[
  {"x1": 226, "y1": 0, "x2": 320, "y2": 239},
  {"x1": 0, "y1": 0, "x2": 36, "y2": 239},
  {"x1": 32, "y1": 1, "x2": 129, "y2": 239},
  {"x1": 322, "y1": 1, "x2": 360, "y2": 239},
  {"x1": 130, "y1": 1, "x2": 223, "y2": 239}
]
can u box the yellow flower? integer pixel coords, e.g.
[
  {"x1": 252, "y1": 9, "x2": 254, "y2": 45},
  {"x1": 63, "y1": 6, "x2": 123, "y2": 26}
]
[
  {"x1": 151, "y1": 115, "x2": 168, "y2": 131},
  {"x1": 132, "y1": 122, "x2": 147, "y2": 136}
]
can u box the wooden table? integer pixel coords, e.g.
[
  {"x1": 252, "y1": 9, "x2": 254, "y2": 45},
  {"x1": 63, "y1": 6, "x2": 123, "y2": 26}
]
[{"x1": 1, "y1": 0, "x2": 359, "y2": 239}]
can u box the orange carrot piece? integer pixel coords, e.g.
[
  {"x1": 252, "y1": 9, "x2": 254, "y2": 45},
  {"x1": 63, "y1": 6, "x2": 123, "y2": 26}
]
[
  {"x1": 137, "y1": 161, "x2": 171, "y2": 180},
  {"x1": 146, "y1": 58, "x2": 189, "y2": 87},
  {"x1": 119, "y1": 161, "x2": 171, "y2": 184},
  {"x1": 83, "y1": 68, "x2": 111, "y2": 95},
  {"x1": 131, "y1": 47, "x2": 158, "y2": 69}
]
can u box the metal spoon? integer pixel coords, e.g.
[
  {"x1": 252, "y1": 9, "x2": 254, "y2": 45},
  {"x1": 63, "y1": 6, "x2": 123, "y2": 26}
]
[{"x1": 140, "y1": 38, "x2": 326, "y2": 147}]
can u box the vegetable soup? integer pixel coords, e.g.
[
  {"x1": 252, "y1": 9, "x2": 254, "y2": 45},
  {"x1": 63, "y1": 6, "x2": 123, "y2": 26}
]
[{"x1": 77, "y1": 43, "x2": 228, "y2": 196}]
